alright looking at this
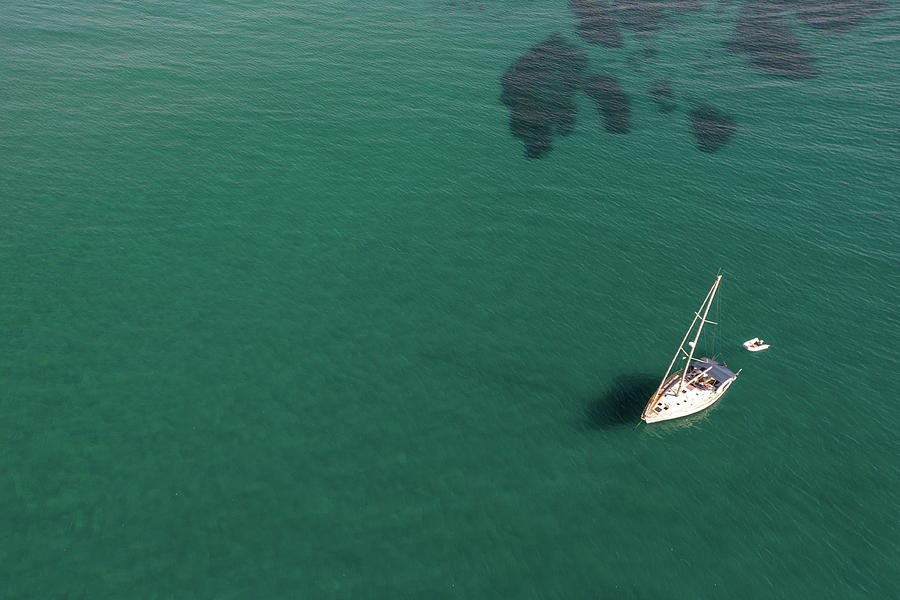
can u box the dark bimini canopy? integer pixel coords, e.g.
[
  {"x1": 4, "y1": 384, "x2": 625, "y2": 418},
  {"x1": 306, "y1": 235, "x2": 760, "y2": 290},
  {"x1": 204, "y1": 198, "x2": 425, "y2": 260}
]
[{"x1": 692, "y1": 357, "x2": 737, "y2": 383}]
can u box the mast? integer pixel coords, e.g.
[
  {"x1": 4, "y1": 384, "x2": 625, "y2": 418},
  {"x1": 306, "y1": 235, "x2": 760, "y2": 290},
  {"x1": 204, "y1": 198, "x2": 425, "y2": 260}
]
[
  {"x1": 676, "y1": 274, "x2": 722, "y2": 395},
  {"x1": 645, "y1": 277, "x2": 718, "y2": 413}
]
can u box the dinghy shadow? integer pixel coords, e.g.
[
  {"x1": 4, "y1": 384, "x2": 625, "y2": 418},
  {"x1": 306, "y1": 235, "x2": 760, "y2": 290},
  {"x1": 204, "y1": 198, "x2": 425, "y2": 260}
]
[{"x1": 584, "y1": 374, "x2": 658, "y2": 429}]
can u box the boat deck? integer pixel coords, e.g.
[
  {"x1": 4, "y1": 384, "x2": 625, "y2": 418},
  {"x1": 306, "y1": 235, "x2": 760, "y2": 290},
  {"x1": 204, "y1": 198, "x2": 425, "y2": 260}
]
[{"x1": 642, "y1": 359, "x2": 737, "y2": 423}]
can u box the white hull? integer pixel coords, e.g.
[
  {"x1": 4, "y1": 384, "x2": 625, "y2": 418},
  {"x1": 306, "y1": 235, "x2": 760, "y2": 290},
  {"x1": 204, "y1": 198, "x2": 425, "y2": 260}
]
[{"x1": 642, "y1": 371, "x2": 734, "y2": 423}]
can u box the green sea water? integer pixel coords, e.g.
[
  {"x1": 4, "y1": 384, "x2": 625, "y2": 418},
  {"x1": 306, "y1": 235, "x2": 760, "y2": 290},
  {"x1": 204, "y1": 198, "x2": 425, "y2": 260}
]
[{"x1": 2, "y1": 1, "x2": 898, "y2": 598}]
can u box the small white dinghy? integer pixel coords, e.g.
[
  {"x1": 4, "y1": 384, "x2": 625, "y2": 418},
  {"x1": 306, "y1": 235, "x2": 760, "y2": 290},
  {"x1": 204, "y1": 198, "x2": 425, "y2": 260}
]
[{"x1": 743, "y1": 337, "x2": 770, "y2": 352}]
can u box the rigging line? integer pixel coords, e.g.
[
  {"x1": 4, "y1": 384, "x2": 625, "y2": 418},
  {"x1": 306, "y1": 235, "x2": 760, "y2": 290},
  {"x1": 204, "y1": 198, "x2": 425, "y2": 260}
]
[
  {"x1": 713, "y1": 275, "x2": 722, "y2": 356},
  {"x1": 692, "y1": 311, "x2": 718, "y2": 324}
]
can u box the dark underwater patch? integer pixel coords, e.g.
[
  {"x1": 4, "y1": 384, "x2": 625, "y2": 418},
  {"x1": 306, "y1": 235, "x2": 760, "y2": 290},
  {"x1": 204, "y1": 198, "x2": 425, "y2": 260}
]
[
  {"x1": 570, "y1": 0, "x2": 623, "y2": 47},
  {"x1": 615, "y1": 0, "x2": 666, "y2": 33},
  {"x1": 614, "y1": 0, "x2": 706, "y2": 34},
  {"x1": 790, "y1": 0, "x2": 886, "y2": 33},
  {"x1": 649, "y1": 79, "x2": 677, "y2": 114},
  {"x1": 689, "y1": 105, "x2": 737, "y2": 152},
  {"x1": 500, "y1": 33, "x2": 588, "y2": 158},
  {"x1": 584, "y1": 74, "x2": 631, "y2": 134},
  {"x1": 727, "y1": 0, "x2": 818, "y2": 79}
]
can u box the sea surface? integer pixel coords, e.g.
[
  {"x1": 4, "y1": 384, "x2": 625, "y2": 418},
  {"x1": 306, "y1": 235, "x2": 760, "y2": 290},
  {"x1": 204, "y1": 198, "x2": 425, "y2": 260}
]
[{"x1": 1, "y1": 1, "x2": 898, "y2": 598}]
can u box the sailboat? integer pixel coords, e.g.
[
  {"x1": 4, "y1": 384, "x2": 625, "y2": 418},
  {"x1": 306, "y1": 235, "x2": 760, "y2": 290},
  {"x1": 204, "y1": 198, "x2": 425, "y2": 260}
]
[{"x1": 641, "y1": 274, "x2": 740, "y2": 424}]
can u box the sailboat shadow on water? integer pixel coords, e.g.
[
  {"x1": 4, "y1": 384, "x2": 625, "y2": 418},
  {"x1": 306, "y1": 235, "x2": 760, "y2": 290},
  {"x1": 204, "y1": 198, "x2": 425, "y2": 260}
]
[{"x1": 583, "y1": 374, "x2": 658, "y2": 429}]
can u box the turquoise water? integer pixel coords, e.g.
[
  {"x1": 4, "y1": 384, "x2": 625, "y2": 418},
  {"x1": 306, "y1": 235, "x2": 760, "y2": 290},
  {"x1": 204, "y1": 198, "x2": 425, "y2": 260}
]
[{"x1": 2, "y1": 1, "x2": 898, "y2": 597}]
